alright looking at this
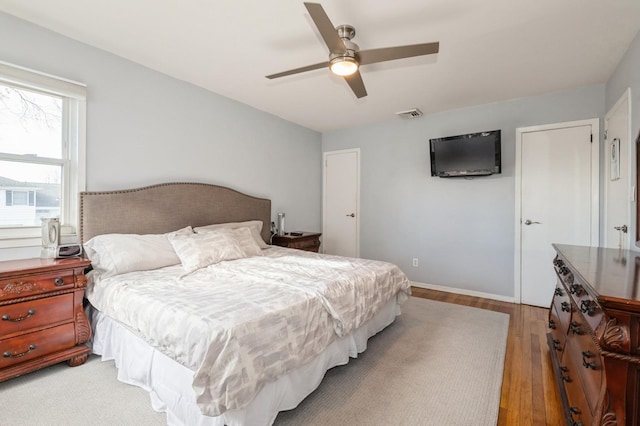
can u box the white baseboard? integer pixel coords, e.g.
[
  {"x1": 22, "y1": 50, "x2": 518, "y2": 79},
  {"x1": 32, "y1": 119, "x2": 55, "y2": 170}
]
[{"x1": 411, "y1": 281, "x2": 516, "y2": 304}]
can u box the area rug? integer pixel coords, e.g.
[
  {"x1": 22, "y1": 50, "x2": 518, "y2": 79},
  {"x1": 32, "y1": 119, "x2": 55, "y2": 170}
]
[
  {"x1": 275, "y1": 297, "x2": 509, "y2": 425},
  {"x1": 0, "y1": 297, "x2": 508, "y2": 425}
]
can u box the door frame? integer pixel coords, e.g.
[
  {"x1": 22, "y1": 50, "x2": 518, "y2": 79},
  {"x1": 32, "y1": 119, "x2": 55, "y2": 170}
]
[
  {"x1": 322, "y1": 148, "x2": 360, "y2": 256},
  {"x1": 603, "y1": 88, "x2": 632, "y2": 248},
  {"x1": 514, "y1": 118, "x2": 600, "y2": 303}
]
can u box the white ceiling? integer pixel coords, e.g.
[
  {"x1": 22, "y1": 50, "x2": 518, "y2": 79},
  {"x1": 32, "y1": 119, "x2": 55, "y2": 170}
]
[{"x1": 1, "y1": 0, "x2": 640, "y2": 132}]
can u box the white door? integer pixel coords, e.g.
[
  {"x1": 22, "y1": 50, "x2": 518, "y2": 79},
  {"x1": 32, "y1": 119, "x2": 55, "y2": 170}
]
[
  {"x1": 604, "y1": 89, "x2": 631, "y2": 248},
  {"x1": 515, "y1": 119, "x2": 599, "y2": 307},
  {"x1": 323, "y1": 149, "x2": 359, "y2": 257}
]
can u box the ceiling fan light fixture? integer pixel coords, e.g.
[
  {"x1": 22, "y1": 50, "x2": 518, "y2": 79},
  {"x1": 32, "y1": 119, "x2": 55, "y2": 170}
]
[{"x1": 330, "y1": 56, "x2": 359, "y2": 76}]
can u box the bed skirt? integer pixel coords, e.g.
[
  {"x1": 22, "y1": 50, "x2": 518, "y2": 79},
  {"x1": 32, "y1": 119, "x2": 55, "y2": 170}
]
[{"x1": 89, "y1": 293, "x2": 402, "y2": 426}]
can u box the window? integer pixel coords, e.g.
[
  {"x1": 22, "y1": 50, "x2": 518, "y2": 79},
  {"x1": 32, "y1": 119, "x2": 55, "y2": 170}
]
[{"x1": 0, "y1": 61, "x2": 86, "y2": 246}]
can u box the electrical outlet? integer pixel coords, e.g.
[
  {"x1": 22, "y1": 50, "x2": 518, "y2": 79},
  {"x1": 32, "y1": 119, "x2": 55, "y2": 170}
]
[{"x1": 412, "y1": 258, "x2": 419, "y2": 267}]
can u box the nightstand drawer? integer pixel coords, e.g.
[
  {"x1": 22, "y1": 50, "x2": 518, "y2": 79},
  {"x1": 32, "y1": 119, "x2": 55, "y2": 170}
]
[
  {"x1": 0, "y1": 270, "x2": 75, "y2": 302},
  {"x1": 289, "y1": 239, "x2": 320, "y2": 250},
  {"x1": 271, "y1": 232, "x2": 322, "y2": 253},
  {"x1": 0, "y1": 294, "x2": 74, "y2": 336},
  {"x1": 0, "y1": 323, "x2": 76, "y2": 369}
]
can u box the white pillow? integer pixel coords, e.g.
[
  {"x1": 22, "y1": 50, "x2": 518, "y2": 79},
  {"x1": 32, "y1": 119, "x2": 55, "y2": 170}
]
[
  {"x1": 84, "y1": 226, "x2": 193, "y2": 278},
  {"x1": 198, "y1": 226, "x2": 263, "y2": 258},
  {"x1": 194, "y1": 220, "x2": 268, "y2": 249},
  {"x1": 168, "y1": 228, "x2": 246, "y2": 274}
]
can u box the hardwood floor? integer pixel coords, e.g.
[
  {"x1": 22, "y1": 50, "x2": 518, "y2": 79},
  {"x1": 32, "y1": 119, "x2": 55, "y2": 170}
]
[{"x1": 410, "y1": 286, "x2": 564, "y2": 426}]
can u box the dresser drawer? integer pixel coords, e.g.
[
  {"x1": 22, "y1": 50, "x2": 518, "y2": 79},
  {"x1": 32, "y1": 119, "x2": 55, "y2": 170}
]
[
  {"x1": 566, "y1": 330, "x2": 603, "y2": 415},
  {"x1": 548, "y1": 304, "x2": 566, "y2": 356},
  {"x1": 0, "y1": 323, "x2": 76, "y2": 369},
  {"x1": 0, "y1": 270, "x2": 75, "y2": 302},
  {"x1": 0, "y1": 294, "x2": 74, "y2": 337},
  {"x1": 552, "y1": 281, "x2": 572, "y2": 333},
  {"x1": 561, "y1": 352, "x2": 594, "y2": 426}
]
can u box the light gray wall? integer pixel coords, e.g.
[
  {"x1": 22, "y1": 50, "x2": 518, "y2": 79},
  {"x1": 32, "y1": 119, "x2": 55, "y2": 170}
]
[
  {"x1": 323, "y1": 85, "x2": 605, "y2": 299},
  {"x1": 606, "y1": 29, "x2": 640, "y2": 249},
  {"x1": 0, "y1": 12, "x2": 322, "y2": 260}
]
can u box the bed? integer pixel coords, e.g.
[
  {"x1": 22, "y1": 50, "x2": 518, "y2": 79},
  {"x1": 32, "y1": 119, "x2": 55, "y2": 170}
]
[{"x1": 79, "y1": 182, "x2": 411, "y2": 425}]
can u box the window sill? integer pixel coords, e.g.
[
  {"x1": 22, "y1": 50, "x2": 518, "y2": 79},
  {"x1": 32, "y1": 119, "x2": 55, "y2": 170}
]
[{"x1": 0, "y1": 225, "x2": 77, "y2": 249}]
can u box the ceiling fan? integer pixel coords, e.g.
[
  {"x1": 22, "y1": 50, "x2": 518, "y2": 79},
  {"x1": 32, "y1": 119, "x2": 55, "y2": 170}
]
[{"x1": 266, "y1": 2, "x2": 440, "y2": 99}]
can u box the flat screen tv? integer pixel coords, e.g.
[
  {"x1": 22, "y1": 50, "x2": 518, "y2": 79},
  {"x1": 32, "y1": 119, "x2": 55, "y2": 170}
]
[{"x1": 429, "y1": 129, "x2": 501, "y2": 177}]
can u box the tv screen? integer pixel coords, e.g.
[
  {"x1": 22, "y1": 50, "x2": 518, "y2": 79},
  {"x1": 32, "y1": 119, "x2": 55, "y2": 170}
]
[{"x1": 429, "y1": 130, "x2": 501, "y2": 177}]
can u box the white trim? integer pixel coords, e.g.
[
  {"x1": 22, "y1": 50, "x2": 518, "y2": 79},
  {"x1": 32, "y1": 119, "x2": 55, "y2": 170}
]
[
  {"x1": 514, "y1": 118, "x2": 600, "y2": 304},
  {"x1": 0, "y1": 61, "x2": 87, "y2": 245},
  {"x1": 411, "y1": 281, "x2": 516, "y2": 304},
  {"x1": 322, "y1": 148, "x2": 360, "y2": 257},
  {"x1": 603, "y1": 88, "x2": 632, "y2": 249},
  {"x1": 0, "y1": 60, "x2": 86, "y2": 99}
]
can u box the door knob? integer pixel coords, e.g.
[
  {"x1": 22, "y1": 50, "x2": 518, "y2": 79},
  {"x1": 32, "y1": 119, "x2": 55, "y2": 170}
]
[
  {"x1": 346, "y1": 213, "x2": 355, "y2": 217},
  {"x1": 614, "y1": 225, "x2": 628, "y2": 233},
  {"x1": 524, "y1": 219, "x2": 541, "y2": 225}
]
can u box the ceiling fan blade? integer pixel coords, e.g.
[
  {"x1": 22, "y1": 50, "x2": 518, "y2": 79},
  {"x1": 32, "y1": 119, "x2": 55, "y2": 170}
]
[
  {"x1": 266, "y1": 61, "x2": 329, "y2": 79},
  {"x1": 359, "y1": 42, "x2": 440, "y2": 65},
  {"x1": 344, "y1": 71, "x2": 367, "y2": 98},
  {"x1": 304, "y1": 2, "x2": 346, "y2": 53}
]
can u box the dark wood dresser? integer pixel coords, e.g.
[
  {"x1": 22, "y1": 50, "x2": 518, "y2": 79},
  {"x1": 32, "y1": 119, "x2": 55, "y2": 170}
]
[
  {"x1": 548, "y1": 244, "x2": 640, "y2": 426},
  {"x1": 271, "y1": 232, "x2": 322, "y2": 252},
  {"x1": 0, "y1": 257, "x2": 92, "y2": 382}
]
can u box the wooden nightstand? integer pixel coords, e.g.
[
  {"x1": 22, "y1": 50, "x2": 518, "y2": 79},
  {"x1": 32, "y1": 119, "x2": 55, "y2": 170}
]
[
  {"x1": 271, "y1": 232, "x2": 322, "y2": 252},
  {"x1": 0, "y1": 257, "x2": 92, "y2": 382}
]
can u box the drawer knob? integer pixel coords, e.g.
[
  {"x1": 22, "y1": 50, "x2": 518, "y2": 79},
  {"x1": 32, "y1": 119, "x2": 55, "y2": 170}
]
[
  {"x1": 548, "y1": 319, "x2": 556, "y2": 330},
  {"x1": 54, "y1": 277, "x2": 64, "y2": 286},
  {"x1": 570, "y1": 406, "x2": 581, "y2": 414},
  {"x1": 554, "y1": 288, "x2": 564, "y2": 296},
  {"x1": 582, "y1": 351, "x2": 596, "y2": 369},
  {"x1": 570, "y1": 321, "x2": 583, "y2": 335},
  {"x1": 579, "y1": 300, "x2": 597, "y2": 316},
  {"x1": 3, "y1": 344, "x2": 36, "y2": 359},
  {"x1": 561, "y1": 301, "x2": 570, "y2": 312},
  {"x1": 570, "y1": 283, "x2": 583, "y2": 295},
  {"x1": 1, "y1": 309, "x2": 35, "y2": 322}
]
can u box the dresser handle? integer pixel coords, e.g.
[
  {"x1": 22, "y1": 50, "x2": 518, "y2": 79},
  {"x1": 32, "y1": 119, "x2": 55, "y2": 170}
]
[
  {"x1": 548, "y1": 319, "x2": 556, "y2": 329},
  {"x1": 1, "y1": 309, "x2": 35, "y2": 322},
  {"x1": 554, "y1": 288, "x2": 564, "y2": 296},
  {"x1": 3, "y1": 344, "x2": 36, "y2": 358},
  {"x1": 570, "y1": 283, "x2": 583, "y2": 295},
  {"x1": 54, "y1": 277, "x2": 64, "y2": 286},
  {"x1": 559, "y1": 366, "x2": 571, "y2": 382},
  {"x1": 561, "y1": 302, "x2": 570, "y2": 312},
  {"x1": 579, "y1": 300, "x2": 596, "y2": 316},
  {"x1": 570, "y1": 406, "x2": 581, "y2": 414},
  {"x1": 552, "y1": 339, "x2": 562, "y2": 351},
  {"x1": 570, "y1": 321, "x2": 582, "y2": 335},
  {"x1": 581, "y1": 351, "x2": 596, "y2": 369}
]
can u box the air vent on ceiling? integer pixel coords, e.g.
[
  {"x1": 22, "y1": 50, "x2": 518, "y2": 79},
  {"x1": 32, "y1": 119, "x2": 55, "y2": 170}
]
[{"x1": 396, "y1": 108, "x2": 423, "y2": 119}]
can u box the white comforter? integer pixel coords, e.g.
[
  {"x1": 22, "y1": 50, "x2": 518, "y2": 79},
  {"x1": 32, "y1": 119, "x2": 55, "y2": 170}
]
[{"x1": 86, "y1": 247, "x2": 411, "y2": 416}]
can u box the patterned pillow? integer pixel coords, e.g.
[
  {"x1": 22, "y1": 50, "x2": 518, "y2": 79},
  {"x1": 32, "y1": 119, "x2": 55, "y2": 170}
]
[
  {"x1": 198, "y1": 226, "x2": 263, "y2": 258},
  {"x1": 193, "y1": 220, "x2": 268, "y2": 249},
  {"x1": 168, "y1": 228, "x2": 246, "y2": 274}
]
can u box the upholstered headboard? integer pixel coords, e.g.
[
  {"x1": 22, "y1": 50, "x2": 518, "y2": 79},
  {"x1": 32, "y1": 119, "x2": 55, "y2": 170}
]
[{"x1": 79, "y1": 182, "x2": 271, "y2": 243}]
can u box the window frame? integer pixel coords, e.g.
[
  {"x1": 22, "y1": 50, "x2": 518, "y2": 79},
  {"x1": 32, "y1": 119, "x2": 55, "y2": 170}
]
[{"x1": 0, "y1": 61, "x2": 86, "y2": 248}]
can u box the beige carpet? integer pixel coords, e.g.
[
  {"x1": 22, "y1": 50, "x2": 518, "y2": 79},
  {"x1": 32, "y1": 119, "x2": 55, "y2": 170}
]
[
  {"x1": 275, "y1": 297, "x2": 509, "y2": 425},
  {"x1": 0, "y1": 297, "x2": 508, "y2": 426}
]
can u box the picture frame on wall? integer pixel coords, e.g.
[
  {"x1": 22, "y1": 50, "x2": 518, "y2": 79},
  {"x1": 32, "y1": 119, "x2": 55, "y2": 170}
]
[{"x1": 610, "y1": 138, "x2": 620, "y2": 181}]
